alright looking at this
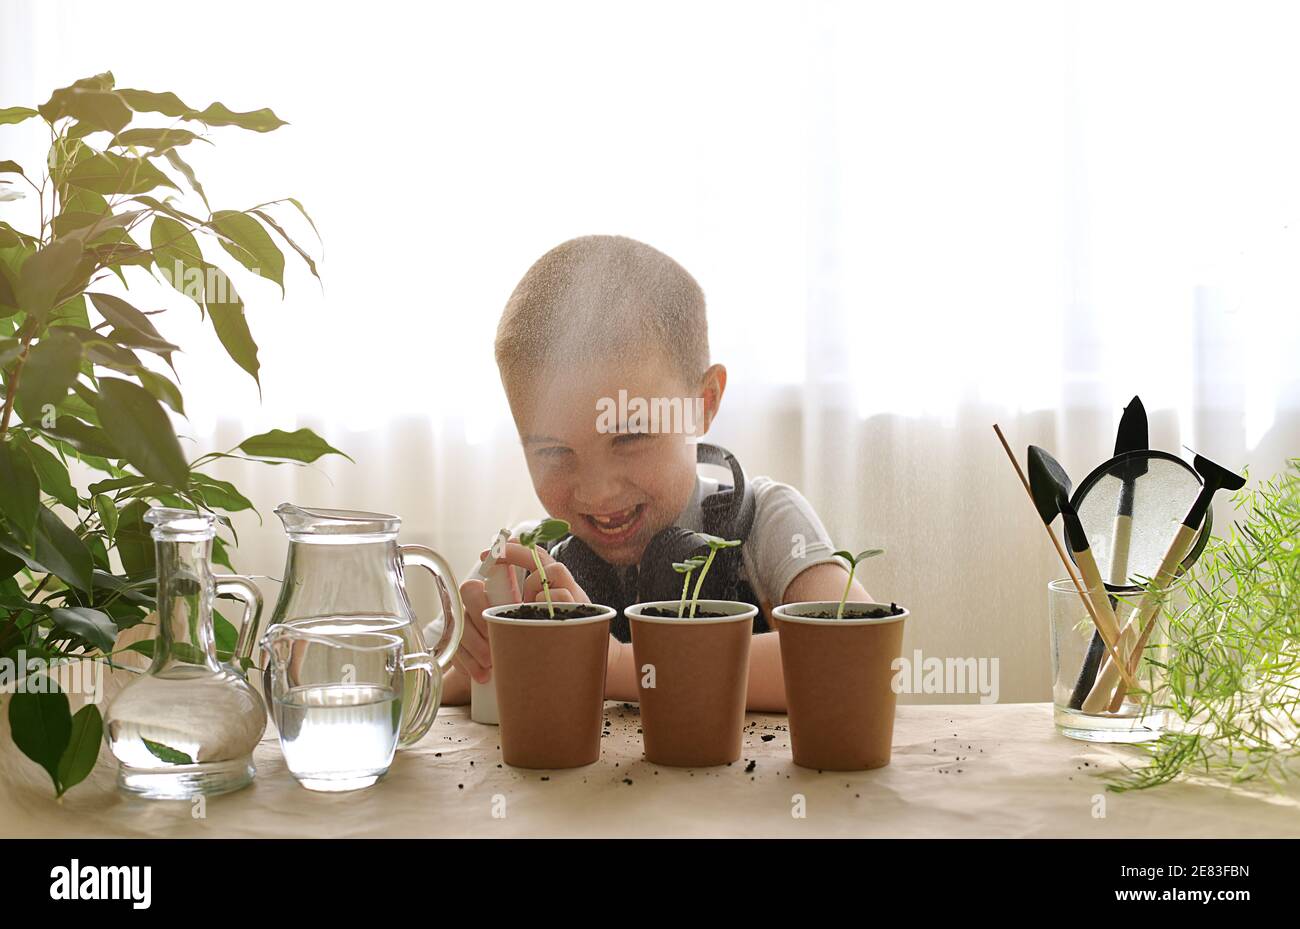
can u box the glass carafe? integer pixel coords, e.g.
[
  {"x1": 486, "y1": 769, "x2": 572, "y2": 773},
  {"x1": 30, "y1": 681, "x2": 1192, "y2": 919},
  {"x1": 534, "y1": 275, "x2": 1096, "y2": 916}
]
[
  {"x1": 269, "y1": 504, "x2": 464, "y2": 747},
  {"x1": 103, "y1": 507, "x2": 267, "y2": 799}
]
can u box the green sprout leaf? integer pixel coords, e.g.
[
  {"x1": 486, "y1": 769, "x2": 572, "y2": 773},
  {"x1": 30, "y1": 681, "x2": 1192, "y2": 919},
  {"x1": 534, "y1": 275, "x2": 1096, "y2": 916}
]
[
  {"x1": 518, "y1": 518, "x2": 570, "y2": 617},
  {"x1": 832, "y1": 547, "x2": 886, "y2": 618},
  {"x1": 687, "y1": 537, "x2": 742, "y2": 618}
]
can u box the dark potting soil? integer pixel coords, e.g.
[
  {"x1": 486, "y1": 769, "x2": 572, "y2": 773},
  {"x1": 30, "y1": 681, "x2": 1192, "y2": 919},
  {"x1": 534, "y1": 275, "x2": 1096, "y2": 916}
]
[
  {"x1": 800, "y1": 602, "x2": 903, "y2": 620},
  {"x1": 496, "y1": 604, "x2": 607, "y2": 620},
  {"x1": 640, "y1": 607, "x2": 732, "y2": 619}
]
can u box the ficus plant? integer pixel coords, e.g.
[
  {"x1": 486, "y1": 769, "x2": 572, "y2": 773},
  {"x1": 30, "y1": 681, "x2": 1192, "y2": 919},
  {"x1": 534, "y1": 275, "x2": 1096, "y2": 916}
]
[
  {"x1": 685, "y1": 534, "x2": 741, "y2": 618},
  {"x1": 831, "y1": 548, "x2": 884, "y2": 619},
  {"x1": 0, "y1": 73, "x2": 347, "y2": 798},
  {"x1": 517, "y1": 518, "x2": 570, "y2": 618}
]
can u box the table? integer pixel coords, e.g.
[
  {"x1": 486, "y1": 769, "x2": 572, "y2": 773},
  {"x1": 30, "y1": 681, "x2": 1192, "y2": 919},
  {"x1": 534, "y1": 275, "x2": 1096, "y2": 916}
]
[{"x1": 3, "y1": 701, "x2": 1296, "y2": 838}]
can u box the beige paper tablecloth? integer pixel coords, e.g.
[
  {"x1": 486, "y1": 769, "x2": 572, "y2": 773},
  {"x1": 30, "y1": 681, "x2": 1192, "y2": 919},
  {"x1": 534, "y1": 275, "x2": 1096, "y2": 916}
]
[{"x1": 3, "y1": 701, "x2": 1297, "y2": 838}]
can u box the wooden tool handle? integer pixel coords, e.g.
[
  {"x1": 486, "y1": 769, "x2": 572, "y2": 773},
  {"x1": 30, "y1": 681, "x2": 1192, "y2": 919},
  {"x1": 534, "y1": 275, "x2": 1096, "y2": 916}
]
[
  {"x1": 1072, "y1": 545, "x2": 1120, "y2": 645},
  {"x1": 1081, "y1": 522, "x2": 1197, "y2": 712},
  {"x1": 991, "y1": 424, "x2": 1139, "y2": 692}
]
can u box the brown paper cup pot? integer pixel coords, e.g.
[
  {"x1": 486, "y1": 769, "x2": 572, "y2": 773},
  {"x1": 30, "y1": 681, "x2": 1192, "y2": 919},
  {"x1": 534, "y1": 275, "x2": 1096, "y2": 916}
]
[
  {"x1": 773, "y1": 601, "x2": 908, "y2": 771},
  {"x1": 626, "y1": 600, "x2": 756, "y2": 767},
  {"x1": 483, "y1": 602, "x2": 613, "y2": 769}
]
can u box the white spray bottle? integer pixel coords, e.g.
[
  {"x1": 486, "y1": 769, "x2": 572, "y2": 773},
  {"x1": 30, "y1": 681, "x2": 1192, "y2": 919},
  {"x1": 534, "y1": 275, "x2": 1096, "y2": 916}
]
[{"x1": 471, "y1": 528, "x2": 515, "y2": 725}]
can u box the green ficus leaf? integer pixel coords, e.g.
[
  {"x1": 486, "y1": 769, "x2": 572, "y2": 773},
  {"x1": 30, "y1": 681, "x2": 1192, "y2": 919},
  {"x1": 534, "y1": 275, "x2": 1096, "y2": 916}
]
[
  {"x1": 15, "y1": 329, "x2": 83, "y2": 421},
  {"x1": 7, "y1": 683, "x2": 72, "y2": 794},
  {"x1": 0, "y1": 106, "x2": 39, "y2": 126},
  {"x1": 86, "y1": 292, "x2": 178, "y2": 362},
  {"x1": 194, "y1": 102, "x2": 287, "y2": 133},
  {"x1": 236, "y1": 427, "x2": 349, "y2": 462},
  {"x1": 17, "y1": 438, "x2": 78, "y2": 511},
  {"x1": 34, "y1": 507, "x2": 94, "y2": 592},
  {"x1": 116, "y1": 126, "x2": 206, "y2": 154},
  {"x1": 93, "y1": 494, "x2": 119, "y2": 538},
  {"x1": 135, "y1": 368, "x2": 184, "y2": 414},
  {"x1": 0, "y1": 440, "x2": 41, "y2": 541},
  {"x1": 94, "y1": 377, "x2": 190, "y2": 487},
  {"x1": 57, "y1": 704, "x2": 103, "y2": 795},
  {"x1": 16, "y1": 239, "x2": 89, "y2": 323},
  {"x1": 50, "y1": 606, "x2": 117, "y2": 652},
  {"x1": 142, "y1": 738, "x2": 194, "y2": 765},
  {"x1": 163, "y1": 148, "x2": 209, "y2": 211},
  {"x1": 67, "y1": 151, "x2": 177, "y2": 196},
  {"x1": 210, "y1": 210, "x2": 285, "y2": 293},
  {"x1": 150, "y1": 214, "x2": 206, "y2": 310},
  {"x1": 188, "y1": 473, "x2": 255, "y2": 513},
  {"x1": 251, "y1": 209, "x2": 319, "y2": 282},
  {"x1": 117, "y1": 88, "x2": 194, "y2": 118},
  {"x1": 203, "y1": 267, "x2": 259, "y2": 386},
  {"x1": 37, "y1": 86, "x2": 132, "y2": 134},
  {"x1": 41, "y1": 417, "x2": 120, "y2": 460}
]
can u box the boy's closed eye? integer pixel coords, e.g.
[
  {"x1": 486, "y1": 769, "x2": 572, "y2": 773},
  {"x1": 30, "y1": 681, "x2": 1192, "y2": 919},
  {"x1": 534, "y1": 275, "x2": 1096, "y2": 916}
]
[{"x1": 612, "y1": 432, "x2": 656, "y2": 450}]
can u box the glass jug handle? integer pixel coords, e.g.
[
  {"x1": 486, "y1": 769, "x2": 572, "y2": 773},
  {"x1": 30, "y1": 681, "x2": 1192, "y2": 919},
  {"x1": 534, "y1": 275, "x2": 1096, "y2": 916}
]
[
  {"x1": 215, "y1": 574, "x2": 265, "y2": 672},
  {"x1": 398, "y1": 544, "x2": 465, "y2": 673}
]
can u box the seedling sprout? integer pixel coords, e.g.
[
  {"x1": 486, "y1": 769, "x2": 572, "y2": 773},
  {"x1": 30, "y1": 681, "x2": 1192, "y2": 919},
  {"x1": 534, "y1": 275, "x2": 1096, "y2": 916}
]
[
  {"x1": 517, "y1": 518, "x2": 570, "y2": 618},
  {"x1": 687, "y1": 534, "x2": 742, "y2": 618},
  {"x1": 832, "y1": 548, "x2": 884, "y2": 619},
  {"x1": 672, "y1": 555, "x2": 709, "y2": 617}
]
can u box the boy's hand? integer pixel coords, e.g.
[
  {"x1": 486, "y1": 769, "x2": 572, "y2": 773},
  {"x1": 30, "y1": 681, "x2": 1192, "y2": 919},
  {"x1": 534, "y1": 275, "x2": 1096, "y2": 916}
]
[
  {"x1": 453, "y1": 540, "x2": 591, "y2": 684},
  {"x1": 494, "y1": 541, "x2": 590, "y2": 605},
  {"x1": 456, "y1": 577, "x2": 497, "y2": 684}
]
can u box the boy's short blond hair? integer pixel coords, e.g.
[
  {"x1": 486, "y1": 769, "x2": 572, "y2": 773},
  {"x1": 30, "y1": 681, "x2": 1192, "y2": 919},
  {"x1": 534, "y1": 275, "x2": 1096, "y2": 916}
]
[{"x1": 496, "y1": 235, "x2": 709, "y2": 397}]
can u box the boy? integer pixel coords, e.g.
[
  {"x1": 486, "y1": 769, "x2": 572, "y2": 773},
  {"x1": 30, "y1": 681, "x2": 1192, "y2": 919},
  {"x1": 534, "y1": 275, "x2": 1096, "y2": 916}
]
[{"x1": 442, "y1": 235, "x2": 870, "y2": 712}]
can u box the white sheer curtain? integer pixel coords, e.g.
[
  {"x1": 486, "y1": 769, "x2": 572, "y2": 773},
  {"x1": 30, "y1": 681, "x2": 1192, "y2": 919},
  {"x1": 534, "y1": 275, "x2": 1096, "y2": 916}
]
[{"x1": 2, "y1": 0, "x2": 1297, "y2": 702}]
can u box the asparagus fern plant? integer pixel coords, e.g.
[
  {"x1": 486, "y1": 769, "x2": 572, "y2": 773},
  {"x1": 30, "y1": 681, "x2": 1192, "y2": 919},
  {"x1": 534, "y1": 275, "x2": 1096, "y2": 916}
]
[{"x1": 1108, "y1": 460, "x2": 1300, "y2": 792}]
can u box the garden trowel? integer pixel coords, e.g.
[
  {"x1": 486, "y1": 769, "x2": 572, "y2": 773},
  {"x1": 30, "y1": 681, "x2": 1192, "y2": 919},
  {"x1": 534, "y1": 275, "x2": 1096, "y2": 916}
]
[
  {"x1": 1067, "y1": 396, "x2": 1146, "y2": 708},
  {"x1": 1081, "y1": 452, "x2": 1246, "y2": 712}
]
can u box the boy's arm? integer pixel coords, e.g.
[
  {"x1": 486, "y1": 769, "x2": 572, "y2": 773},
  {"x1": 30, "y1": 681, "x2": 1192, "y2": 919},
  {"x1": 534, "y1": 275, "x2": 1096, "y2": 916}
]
[
  {"x1": 744, "y1": 562, "x2": 872, "y2": 712},
  {"x1": 604, "y1": 635, "x2": 640, "y2": 701},
  {"x1": 442, "y1": 665, "x2": 471, "y2": 705}
]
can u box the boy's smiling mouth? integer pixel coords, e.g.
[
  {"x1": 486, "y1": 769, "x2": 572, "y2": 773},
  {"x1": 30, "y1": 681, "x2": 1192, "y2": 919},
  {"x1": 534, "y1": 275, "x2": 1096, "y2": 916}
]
[{"x1": 582, "y1": 503, "x2": 646, "y2": 544}]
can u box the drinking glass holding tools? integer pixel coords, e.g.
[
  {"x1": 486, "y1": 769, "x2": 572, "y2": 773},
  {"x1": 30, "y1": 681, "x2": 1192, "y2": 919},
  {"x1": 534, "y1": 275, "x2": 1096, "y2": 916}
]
[
  {"x1": 261, "y1": 623, "x2": 409, "y2": 791},
  {"x1": 103, "y1": 508, "x2": 267, "y2": 799},
  {"x1": 1047, "y1": 579, "x2": 1165, "y2": 741},
  {"x1": 269, "y1": 504, "x2": 464, "y2": 747}
]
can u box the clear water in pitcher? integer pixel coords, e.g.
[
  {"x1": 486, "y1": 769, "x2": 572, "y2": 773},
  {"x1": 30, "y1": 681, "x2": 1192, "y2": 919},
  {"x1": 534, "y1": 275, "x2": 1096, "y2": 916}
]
[{"x1": 273, "y1": 683, "x2": 401, "y2": 791}]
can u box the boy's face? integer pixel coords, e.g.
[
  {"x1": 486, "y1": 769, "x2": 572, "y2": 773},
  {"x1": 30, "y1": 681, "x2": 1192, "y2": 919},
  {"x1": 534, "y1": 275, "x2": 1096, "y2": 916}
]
[{"x1": 509, "y1": 352, "x2": 717, "y2": 567}]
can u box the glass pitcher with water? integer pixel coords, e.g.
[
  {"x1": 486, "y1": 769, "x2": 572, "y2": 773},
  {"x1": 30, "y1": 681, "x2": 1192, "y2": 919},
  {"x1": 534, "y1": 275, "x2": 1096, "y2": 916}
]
[
  {"x1": 269, "y1": 504, "x2": 464, "y2": 747},
  {"x1": 104, "y1": 507, "x2": 266, "y2": 799}
]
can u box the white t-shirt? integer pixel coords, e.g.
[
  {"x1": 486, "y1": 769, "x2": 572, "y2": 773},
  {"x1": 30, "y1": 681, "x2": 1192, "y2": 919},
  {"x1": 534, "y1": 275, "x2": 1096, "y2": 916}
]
[{"x1": 465, "y1": 476, "x2": 840, "y2": 609}]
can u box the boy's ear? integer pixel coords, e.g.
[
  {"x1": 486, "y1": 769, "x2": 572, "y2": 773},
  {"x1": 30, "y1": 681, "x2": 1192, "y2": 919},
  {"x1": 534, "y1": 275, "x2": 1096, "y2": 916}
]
[{"x1": 698, "y1": 364, "x2": 727, "y2": 433}]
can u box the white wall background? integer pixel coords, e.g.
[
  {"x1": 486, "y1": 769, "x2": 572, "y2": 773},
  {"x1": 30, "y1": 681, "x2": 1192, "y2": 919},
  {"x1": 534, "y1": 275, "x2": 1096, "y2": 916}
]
[{"x1": 2, "y1": 0, "x2": 1297, "y2": 702}]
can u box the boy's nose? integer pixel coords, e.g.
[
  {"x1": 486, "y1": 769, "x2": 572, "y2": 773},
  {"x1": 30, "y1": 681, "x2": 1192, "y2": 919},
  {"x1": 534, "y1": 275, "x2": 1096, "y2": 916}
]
[{"x1": 572, "y1": 475, "x2": 633, "y2": 512}]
